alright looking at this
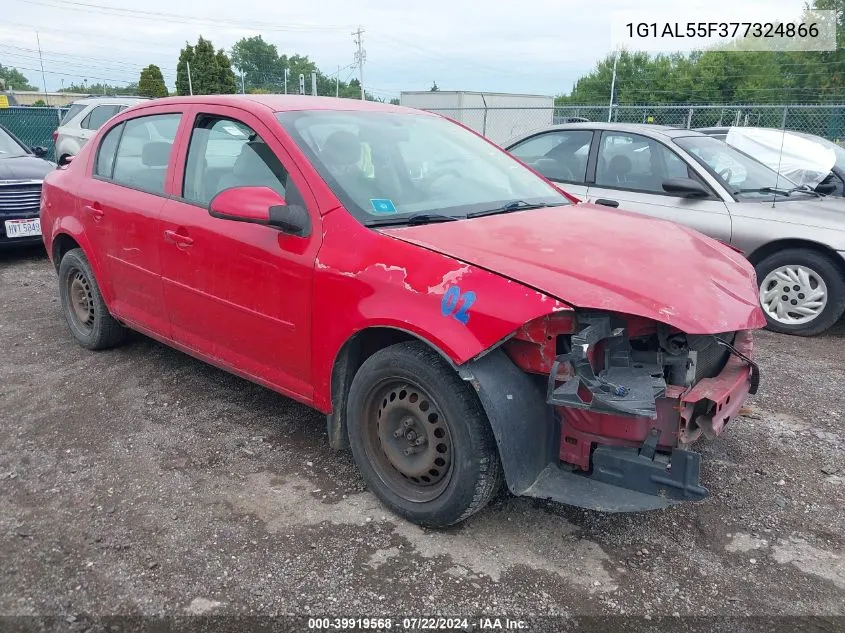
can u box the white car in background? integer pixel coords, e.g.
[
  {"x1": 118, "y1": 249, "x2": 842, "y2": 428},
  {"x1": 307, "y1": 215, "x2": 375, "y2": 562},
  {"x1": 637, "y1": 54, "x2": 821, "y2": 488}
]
[{"x1": 54, "y1": 96, "x2": 148, "y2": 163}]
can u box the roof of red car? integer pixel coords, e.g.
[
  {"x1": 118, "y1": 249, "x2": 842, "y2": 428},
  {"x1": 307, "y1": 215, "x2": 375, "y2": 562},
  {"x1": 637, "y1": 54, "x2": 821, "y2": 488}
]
[{"x1": 128, "y1": 94, "x2": 424, "y2": 115}]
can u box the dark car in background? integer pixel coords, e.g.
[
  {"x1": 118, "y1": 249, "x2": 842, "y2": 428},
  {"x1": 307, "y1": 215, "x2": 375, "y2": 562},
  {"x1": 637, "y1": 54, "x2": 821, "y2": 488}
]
[{"x1": 0, "y1": 123, "x2": 54, "y2": 248}]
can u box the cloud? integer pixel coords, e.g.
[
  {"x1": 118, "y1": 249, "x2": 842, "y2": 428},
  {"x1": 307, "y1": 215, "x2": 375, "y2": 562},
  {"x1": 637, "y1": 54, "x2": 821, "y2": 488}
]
[{"x1": 1, "y1": 0, "x2": 808, "y2": 95}]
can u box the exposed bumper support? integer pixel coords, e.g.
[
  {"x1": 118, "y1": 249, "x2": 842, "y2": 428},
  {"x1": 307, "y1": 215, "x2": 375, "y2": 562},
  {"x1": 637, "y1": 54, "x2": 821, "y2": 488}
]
[{"x1": 547, "y1": 315, "x2": 666, "y2": 419}]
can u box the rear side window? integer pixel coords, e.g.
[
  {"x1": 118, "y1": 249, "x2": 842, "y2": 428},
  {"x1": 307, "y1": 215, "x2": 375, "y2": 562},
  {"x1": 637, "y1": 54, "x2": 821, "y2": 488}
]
[
  {"x1": 109, "y1": 113, "x2": 181, "y2": 195},
  {"x1": 60, "y1": 104, "x2": 87, "y2": 126},
  {"x1": 94, "y1": 123, "x2": 124, "y2": 178},
  {"x1": 81, "y1": 105, "x2": 122, "y2": 130}
]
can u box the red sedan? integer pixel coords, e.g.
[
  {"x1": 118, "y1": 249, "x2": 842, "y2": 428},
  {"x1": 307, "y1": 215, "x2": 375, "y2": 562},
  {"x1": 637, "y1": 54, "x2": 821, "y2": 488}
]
[{"x1": 40, "y1": 95, "x2": 765, "y2": 527}]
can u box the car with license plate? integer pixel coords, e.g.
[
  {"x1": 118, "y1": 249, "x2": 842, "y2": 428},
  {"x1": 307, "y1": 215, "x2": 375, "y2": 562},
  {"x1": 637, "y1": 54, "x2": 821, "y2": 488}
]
[
  {"x1": 505, "y1": 122, "x2": 845, "y2": 336},
  {"x1": 41, "y1": 96, "x2": 764, "y2": 527},
  {"x1": 0, "y1": 123, "x2": 54, "y2": 247}
]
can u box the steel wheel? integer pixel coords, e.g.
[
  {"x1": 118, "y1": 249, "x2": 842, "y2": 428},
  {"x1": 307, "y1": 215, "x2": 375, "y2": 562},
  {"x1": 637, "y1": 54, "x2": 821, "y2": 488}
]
[
  {"x1": 361, "y1": 379, "x2": 453, "y2": 503},
  {"x1": 67, "y1": 268, "x2": 96, "y2": 331},
  {"x1": 759, "y1": 265, "x2": 828, "y2": 325}
]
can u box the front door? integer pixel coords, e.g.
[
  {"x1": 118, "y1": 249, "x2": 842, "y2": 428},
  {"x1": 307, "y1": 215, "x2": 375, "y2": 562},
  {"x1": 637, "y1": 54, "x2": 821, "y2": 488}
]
[
  {"x1": 159, "y1": 106, "x2": 320, "y2": 399},
  {"x1": 586, "y1": 130, "x2": 732, "y2": 244}
]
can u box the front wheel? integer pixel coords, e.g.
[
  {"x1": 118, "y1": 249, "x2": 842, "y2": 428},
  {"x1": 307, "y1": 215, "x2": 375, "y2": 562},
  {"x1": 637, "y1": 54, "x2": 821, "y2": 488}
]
[
  {"x1": 346, "y1": 341, "x2": 503, "y2": 528},
  {"x1": 755, "y1": 249, "x2": 845, "y2": 336}
]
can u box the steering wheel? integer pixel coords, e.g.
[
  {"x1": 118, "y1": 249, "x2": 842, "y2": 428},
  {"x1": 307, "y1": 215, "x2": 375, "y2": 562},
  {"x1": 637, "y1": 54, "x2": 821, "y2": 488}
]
[
  {"x1": 422, "y1": 168, "x2": 462, "y2": 190},
  {"x1": 718, "y1": 168, "x2": 733, "y2": 183}
]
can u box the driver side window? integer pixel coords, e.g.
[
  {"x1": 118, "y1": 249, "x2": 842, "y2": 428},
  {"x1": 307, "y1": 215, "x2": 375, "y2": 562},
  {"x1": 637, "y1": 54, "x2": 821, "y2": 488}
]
[{"x1": 183, "y1": 115, "x2": 288, "y2": 207}]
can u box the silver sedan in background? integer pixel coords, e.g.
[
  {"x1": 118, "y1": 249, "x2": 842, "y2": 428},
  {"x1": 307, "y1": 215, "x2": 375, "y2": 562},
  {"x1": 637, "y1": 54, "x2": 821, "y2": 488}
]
[{"x1": 504, "y1": 123, "x2": 845, "y2": 336}]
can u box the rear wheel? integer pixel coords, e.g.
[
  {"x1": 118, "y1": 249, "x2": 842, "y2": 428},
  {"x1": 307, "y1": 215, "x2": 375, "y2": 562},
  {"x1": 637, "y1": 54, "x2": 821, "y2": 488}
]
[
  {"x1": 755, "y1": 249, "x2": 845, "y2": 336},
  {"x1": 58, "y1": 248, "x2": 127, "y2": 350},
  {"x1": 346, "y1": 341, "x2": 503, "y2": 527}
]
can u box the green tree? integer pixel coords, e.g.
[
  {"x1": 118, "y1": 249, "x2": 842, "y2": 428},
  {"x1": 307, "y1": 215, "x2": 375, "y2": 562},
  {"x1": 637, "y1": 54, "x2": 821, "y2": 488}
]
[
  {"x1": 176, "y1": 36, "x2": 236, "y2": 95},
  {"x1": 430, "y1": 81, "x2": 439, "y2": 91},
  {"x1": 389, "y1": 97, "x2": 400, "y2": 105},
  {"x1": 31, "y1": 99, "x2": 47, "y2": 106},
  {"x1": 231, "y1": 35, "x2": 279, "y2": 92},
  {"x1": 0, "y1": 64, "x2": 38, "y2": 91},
  {"x1": 59, "y1": 82, "x2": 139, "y2": 95},
  {"x1": 138, "y1": 64, "x2": 169, "y2": 98}
]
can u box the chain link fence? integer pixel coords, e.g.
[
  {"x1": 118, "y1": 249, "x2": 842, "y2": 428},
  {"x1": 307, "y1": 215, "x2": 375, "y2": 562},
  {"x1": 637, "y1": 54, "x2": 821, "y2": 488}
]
[
  {"x1": 0, "y1": 106, "x2": 67, "y2": 159},
  {"x1": 0, "y1": 103, "x2": 842, "y2": 160},
  {"x1": 422, "y1": 104, "x2": 845, "y2": 145}
]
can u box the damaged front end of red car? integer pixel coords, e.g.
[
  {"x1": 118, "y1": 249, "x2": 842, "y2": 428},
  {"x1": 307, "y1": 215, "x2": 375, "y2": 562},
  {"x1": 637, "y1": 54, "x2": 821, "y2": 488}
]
[{"x1": 460, "y1": 310, "x2": 760, "y2": 512}]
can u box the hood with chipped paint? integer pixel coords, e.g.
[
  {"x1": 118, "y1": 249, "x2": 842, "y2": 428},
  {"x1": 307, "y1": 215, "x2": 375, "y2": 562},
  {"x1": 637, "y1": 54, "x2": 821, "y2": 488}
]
[{"x1": 380, "y1": 204, "x2": 766, "y2": 334}]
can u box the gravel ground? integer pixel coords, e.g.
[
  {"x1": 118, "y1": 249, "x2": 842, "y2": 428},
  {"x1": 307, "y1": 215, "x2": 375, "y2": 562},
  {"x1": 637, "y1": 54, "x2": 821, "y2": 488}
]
[{"x1": 1, "y1": 245, "x2": 844, "y2": 630}]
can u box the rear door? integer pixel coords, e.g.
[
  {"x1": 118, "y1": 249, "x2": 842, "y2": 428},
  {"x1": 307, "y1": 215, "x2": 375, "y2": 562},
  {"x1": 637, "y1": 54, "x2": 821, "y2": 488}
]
[
  {"x1": 585, "y1": 130, "x2": 732, "y2": 243},
  {"x1": 76, "y1": 108, "x2": 184, "y2": 334},
  {"x1": 507, "y1": 129, "x2": 594, "y2": 200},
  {"x1": 158, "y1": 105, "x2": 321, "y2": 399},
  {"x1": 75, "y1": 104, "x2": 123, "y2": 148}
]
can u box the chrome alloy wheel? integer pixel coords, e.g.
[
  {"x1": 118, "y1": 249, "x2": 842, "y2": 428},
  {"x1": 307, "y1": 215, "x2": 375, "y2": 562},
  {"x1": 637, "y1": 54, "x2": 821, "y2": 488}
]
[{"x1": 759, "y1": 265, "x2": 828, "y2": 325}]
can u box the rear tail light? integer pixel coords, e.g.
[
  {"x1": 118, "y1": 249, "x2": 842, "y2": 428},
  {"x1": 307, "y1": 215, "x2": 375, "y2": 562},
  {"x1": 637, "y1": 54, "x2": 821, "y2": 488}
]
[{"x1": 52, "y1": 130, "x2": 58, "y2": 142}]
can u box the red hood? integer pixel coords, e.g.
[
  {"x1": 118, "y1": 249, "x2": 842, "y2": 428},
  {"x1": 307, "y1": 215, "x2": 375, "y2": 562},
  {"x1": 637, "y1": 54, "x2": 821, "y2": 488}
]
[{"x1": 380, "y1": 204, "x2": 766, "y2": 334}]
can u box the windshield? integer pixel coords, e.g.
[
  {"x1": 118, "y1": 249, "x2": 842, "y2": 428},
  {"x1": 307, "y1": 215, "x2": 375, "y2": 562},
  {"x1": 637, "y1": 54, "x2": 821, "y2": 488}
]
[
  {"x1": 792, "y1": 131, "x2": 845, "y2": 172},
  {"x1": 276, "y1": 110, "x2": 568, "y2": 224},
  {"x1": 0, "y1": 126, "x2": 28, "y2": 158},
  {"x1": 675, "y1": 135, "x2": 798, "y2": 200}
]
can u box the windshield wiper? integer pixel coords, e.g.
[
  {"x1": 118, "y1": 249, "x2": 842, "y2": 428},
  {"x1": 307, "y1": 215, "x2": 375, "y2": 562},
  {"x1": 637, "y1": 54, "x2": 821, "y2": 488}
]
[
  {"x1": 787, "y1": 184, "x2": 821, "y2": 197},
  {"x1": 733, "y1": 186, "x2": 793, "y2": 197},
  {"x1": 366, "y1": 213, "x2": 461, "y2": 227},
  {"x1": 466, "y1": 200, "x2": 553, "y2": 219}
]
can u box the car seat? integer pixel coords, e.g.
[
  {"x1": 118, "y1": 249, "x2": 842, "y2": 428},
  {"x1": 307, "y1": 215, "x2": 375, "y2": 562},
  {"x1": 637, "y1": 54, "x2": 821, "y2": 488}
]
[
  {"x1": 604, "y1": 154, "x2": 632, "y2": 184},
  {"x1": 216, "y1": 142, "x2": 286, "y2": 197}
]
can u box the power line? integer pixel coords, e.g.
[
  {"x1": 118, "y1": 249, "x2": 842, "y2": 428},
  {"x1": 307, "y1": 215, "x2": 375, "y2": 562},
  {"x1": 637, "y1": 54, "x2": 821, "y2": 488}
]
[{"x1": 11, "y1": 0, "x2": 354, "y2": 33}]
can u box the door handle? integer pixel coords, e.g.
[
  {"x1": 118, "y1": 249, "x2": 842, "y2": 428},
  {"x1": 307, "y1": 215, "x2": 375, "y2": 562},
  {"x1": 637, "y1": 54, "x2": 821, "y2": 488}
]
[
  {"x1": 83, "y1": 203, "x2": 104, "y2": 221},
  {"x1": 594, "y1": 198, "x2": 619, "y2": 208},
  {"x1": 163, "y1": 229, "x2": 194, "y2": 248}
]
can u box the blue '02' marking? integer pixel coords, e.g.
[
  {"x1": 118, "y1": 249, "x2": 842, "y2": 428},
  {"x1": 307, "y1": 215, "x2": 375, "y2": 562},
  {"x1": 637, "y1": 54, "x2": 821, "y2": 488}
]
[{"x1": 441, "y1": 286, "x2": 476, "y2": 325}]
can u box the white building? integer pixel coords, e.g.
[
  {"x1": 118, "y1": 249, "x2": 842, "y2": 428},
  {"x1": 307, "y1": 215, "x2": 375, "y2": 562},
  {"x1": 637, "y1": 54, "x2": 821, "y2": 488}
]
[{"x1": 399, "y1": 91, "x2": 555, "y2": 145}]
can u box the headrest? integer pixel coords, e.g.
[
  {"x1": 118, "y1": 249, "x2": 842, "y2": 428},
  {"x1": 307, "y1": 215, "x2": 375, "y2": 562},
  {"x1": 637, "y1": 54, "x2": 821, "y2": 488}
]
[
  {"x1": 608, "y1": 154, "x2": 632, "y2": 174},
  {"x1": 232, "y1": 142, "x2": 277, "y2": 177},
  {"x1": 322, "y1": 130, "x2": 361, "y2": 166},
  {"x1": 142, "y1": 142, "x2": 172, "y2": 167}
]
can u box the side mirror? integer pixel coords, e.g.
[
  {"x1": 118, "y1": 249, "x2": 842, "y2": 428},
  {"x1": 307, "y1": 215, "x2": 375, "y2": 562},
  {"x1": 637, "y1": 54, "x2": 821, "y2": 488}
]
[
  {"x1": 31, "y1": 146, "x2": 48, "y2": 157},
  {"x1": 208, "y1": 186, "x2": 311, "y2": 237},
  {"x1": 57, "y1": 154, "x2": 74, "y2": 167},
  {"x1": 662, "y1": 177, "x2": 710, "y2": 198}
]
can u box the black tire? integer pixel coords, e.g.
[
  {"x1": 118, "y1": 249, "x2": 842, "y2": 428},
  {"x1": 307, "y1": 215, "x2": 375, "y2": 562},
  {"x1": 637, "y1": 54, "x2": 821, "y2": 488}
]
[
  {"x1": 346, "y1": 341, "x2": 503, "y2": 528},
  {"x1": 755, "y1": 248, "x2": 845, "y2": 336},
  {"x1": 57, "y1": 248, "x2": 127, "y2": 350}
]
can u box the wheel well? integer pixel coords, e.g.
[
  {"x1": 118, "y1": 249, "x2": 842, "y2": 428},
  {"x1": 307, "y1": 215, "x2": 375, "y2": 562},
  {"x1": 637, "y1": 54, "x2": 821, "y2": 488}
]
[
  {"x1": 748, "y1": 239, "x2": 845, "y2": 276},
  {"x1": 52, "y1": 233, "x2": 81, "y2": 271},
  {"x1": 326, "y1": 327, "x2": 445, "y2": 450}
]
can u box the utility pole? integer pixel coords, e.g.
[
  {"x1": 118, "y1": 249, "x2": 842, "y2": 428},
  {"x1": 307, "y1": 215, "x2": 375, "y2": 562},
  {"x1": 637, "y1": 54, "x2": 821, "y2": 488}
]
[
  {"x1": 352, "y1": 27, "x2": 365, "y2": 100},
  {"x1": 186, "y1": 61, "x2": 193, "y2": 95},
  {"x1": 35, "y1": 31, "x2": 49, "y2": 106},
  {"x1": 284, "y1": 67, "x2": 289, "y2": 94},
  {"x1": 241, "y1": 70, "x2": 245, "y2": 94},
  {"x1": 608, "y1": 49, "x2": 619, "y2": 123},
  {"x1": 336, "y1": 65, "x2": 339, "y2": 98}
]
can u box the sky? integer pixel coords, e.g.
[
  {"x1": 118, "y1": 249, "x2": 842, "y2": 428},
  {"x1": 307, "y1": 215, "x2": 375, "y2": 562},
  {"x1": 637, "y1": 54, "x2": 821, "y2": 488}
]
[{"x1": 1, "y1": 0, "x2": 810, "y2": 99}]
